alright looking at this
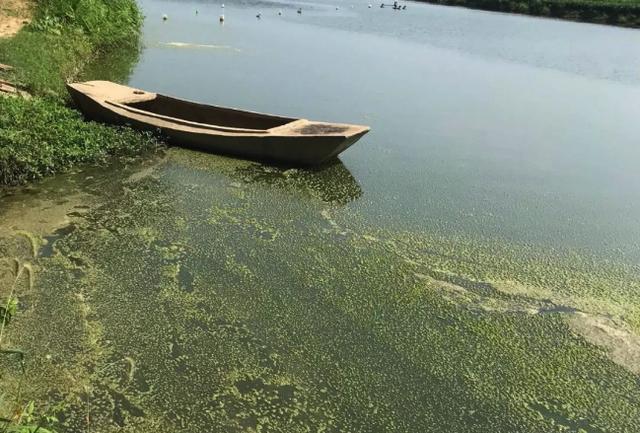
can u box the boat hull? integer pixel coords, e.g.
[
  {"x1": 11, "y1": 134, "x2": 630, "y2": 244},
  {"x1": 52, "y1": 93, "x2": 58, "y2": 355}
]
[{"x1": 67, "y1": 82, "x2": 369, "y2": 166}]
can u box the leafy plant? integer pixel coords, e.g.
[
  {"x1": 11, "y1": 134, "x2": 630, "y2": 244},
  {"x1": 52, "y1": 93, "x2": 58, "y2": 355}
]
[
  {"x1": 0, "y1": 297, "x2": 18, "y2": 326},
  {"x1": 0, "y1": 400, "x2": 58, "y2": 433},
  {"x1": 0, "y1": 96, "x2": 162, "y2": 186},
  {"x1": 29, "y1": 15, "x2": 64, "y2": 35}
]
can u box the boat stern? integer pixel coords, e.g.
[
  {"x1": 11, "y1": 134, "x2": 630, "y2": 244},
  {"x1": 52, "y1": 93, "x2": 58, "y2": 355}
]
[
  {"x1": 286, "y1": 121, "x2": 369, "y2": 138},
  {"x1": 67, "y1": 80, "x2": 157, "y2": 107},
  {"x1": 67, "y1": 80, "x2": 158, "y2": 124},
  {"x1": 268, "y1": 120, "x2": 370, "y2": 165}
]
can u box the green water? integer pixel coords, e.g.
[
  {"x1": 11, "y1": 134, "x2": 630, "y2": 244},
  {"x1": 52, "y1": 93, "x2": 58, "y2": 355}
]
[
  {"x1": 2, "y1": 0, "x2": 640, "y2": 431},
  {"x1": 130, "y1": 0, "x2": 640, "y2": 258}
]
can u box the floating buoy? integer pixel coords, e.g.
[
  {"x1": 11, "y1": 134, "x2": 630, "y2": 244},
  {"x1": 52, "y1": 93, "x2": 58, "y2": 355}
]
[
  {"x1": 277, "y1": 10, "x2": 282, "y2": 15},
  {"x1": 219, "y1": 14, "x2": 225, "y2": 22},
  {"x1": 221, "y1": 3, "x2": 225, "y2": 7},
  {"x1": 162, "y1": 13, "x2": 168, "y2": 21},
  {"x1": 336, "y1": 6, "x2": 339, "y2": 10},
  {"x1": 196, "y1": 9, "x2": 199, "y2": 15},
  {"x1": 256, "y1": 12, "x2": 262, "y2": 18},
  {"x1": 297, "y1": 8, "x2": 302, "y2": 14},
  {"x1": 368, "y1": 4, "x2": 372, "y2": 7}
]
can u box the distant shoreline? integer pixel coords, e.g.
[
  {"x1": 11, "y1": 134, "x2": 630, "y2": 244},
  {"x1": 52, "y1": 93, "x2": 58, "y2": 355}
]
[{"x1": 414, "y1": 0, "x2": 640, "y2": 28}]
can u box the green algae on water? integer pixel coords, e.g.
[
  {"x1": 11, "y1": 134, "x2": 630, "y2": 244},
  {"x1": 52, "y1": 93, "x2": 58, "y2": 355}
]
[{"x1": 1, "y1": 149, "x2": 639, "y2": 432}]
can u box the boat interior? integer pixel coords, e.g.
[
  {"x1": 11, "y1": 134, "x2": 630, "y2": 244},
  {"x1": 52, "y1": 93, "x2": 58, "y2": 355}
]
[{"x1": 123, "y1": 95, "x2": 296, "y2": 130}]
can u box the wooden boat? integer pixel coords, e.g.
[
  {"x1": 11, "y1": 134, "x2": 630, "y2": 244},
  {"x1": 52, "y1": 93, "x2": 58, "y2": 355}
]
[{"x1": 67, "y1": 81, "x2": 370, "y2": 165}]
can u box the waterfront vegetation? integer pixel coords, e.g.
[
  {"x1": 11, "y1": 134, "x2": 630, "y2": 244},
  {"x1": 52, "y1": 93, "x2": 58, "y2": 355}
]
[
  {"x1": 0, "y1": 97, "x2": 159, "y2": 185},
  {"x1": 0, "y1": 0, "x2": 159, "y2": 187},
  {"x1": 0, "y1": 0, "x2": 153, "y2": 430},
  {"x1": 0, "y1": 0, "x2": 143, "y2": 97},
  {"x1": 418, "y1": 0, "x2": 640, "y2": 27}
]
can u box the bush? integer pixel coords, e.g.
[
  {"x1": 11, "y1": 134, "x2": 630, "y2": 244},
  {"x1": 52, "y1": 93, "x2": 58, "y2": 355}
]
[
  {"x1": 0, "y1": 0, "x2": 157, "y2": 187},
  {"x1": 414, "y1": 0, "x2": 640, "y2": 27},
  {"x1": 33, "y1": 0, "x2": 142, "y2": 47}
]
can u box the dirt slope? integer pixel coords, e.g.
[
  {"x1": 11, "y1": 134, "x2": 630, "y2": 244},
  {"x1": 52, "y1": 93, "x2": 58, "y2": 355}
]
[{"x1": 0, "y1": 0, "x2": 32, "y2": 38}]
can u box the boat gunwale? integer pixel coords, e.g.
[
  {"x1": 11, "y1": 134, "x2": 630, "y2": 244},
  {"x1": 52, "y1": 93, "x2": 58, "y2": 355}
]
[{"x1": 105, "y1": 100, "x2": 277, "y2": 134}]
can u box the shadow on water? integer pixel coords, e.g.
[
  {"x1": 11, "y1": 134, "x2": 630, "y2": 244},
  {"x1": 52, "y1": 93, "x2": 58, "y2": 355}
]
[
  {"x1": 39, "y1": 224, "x2": 77, "y2": 258},
  {"x1": 232, "y1": 159, "x2": 363, "y2": 205},
  {"x1": 76, "y1": 42, "x2": 141, "y2": 85},
  {"x1": 167, "y1": 147, "x2": 363, "y2": 205}
]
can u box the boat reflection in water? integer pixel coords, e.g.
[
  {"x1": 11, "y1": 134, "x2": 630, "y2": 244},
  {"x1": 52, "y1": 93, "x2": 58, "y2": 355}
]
[{"x1": 232, "y1": 159, "x2": 363, "y2": 206}]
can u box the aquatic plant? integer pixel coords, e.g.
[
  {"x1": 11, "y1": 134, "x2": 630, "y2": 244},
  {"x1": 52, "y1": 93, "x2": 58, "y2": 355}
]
[
  {"x1": 0, "y1": 96, "x2": 161, "y2": 186},
  {"x1": 0, "y1": 0, "x2": 160, "y2": 187},
  {"x1": 0, "y1": 256, "x2": 58, "y2": 433},
  {"x1": 10, "y1": 152, "x2": 633, "y2": 432}
]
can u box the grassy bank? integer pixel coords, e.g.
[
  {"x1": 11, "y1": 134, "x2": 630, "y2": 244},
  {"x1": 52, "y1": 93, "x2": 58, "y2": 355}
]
[
  {"x1": 416, "y1": 0, "x2": 640, "y2": 27},
  {"x1": 0, "y1": 0, "x2": 143, "y2": 97},
  {"x1": 0, "y1": 97, "x2": 159, "y2": 185},
  {"x1": 0, "y1": 0, "x2": 160, "y2": 187}
]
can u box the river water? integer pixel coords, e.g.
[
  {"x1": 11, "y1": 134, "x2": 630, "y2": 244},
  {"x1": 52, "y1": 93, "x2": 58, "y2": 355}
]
[
  {"x1": 132, "y1": 0, "x2": 640, "y2": 256},
  {"x1": 1, "y1": 1, "x2": 640, "y2": 432}
]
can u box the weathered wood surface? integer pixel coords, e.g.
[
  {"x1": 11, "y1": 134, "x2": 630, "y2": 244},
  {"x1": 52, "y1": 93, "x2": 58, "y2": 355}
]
[{"x1": 0, "y1": 79, "x2": 30, "y2": 98}]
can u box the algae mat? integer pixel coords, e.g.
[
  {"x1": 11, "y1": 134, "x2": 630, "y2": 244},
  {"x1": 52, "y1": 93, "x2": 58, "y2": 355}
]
[{"x1": 1, "y1": 149, "x2": 639, "y2": 432}]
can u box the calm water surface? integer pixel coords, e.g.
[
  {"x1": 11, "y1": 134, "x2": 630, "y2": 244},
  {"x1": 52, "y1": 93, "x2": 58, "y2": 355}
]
[
  {"x1": 2, "y1": 1, "x2": 640, "y2": 432},
  {"x1": 132, "y1": 0, "x2": 640, "y2": 257}
]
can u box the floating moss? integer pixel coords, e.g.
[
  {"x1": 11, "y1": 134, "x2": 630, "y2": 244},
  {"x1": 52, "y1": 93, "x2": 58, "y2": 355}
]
[{"x1": 2, "y1": 149, "x2": 639, "y2": 432}]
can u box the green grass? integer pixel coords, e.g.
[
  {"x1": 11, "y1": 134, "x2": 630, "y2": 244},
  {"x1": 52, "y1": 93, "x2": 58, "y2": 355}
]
[
  {"x1": 0, "y1": 0, "x2": 161, "y2": 187},
  {"x1": 0, "y1": 33, "x2": 91, "y2": 98},
  {"x1": 0, "y1": 0, "x2": 142, "y2": 98},
  {"x1": 0, "y1": 96, "x2": 160, "y2": 186},
  {"x1": 418, "y1": 0, "x2": 640, "y2": 26},
  {"x1": 32, "y1": 0, "x2": 142, "y2": 46}
]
